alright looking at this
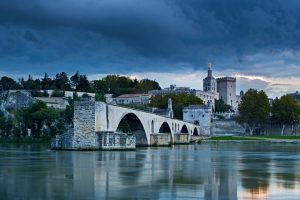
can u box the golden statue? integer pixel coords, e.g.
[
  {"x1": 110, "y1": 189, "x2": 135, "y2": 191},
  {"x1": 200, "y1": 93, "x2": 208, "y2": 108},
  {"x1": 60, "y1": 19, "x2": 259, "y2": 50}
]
[{"x1": 208, "y1": 63, "x2": 212, "y2": 70}]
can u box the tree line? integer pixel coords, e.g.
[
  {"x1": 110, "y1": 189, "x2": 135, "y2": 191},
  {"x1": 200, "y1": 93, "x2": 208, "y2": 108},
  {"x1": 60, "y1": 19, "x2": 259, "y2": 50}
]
[
  {"x1": 0, "y1": 72, "x2": 161, "y2": 97},
  {"x1": 236, "y1": 89, "x2": 300, "y2": 135}
]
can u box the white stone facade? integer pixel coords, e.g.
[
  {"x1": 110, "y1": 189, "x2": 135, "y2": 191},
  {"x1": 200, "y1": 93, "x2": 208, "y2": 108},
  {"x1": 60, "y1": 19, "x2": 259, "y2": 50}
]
[
  {"x1": 195, "y1": 90, "x2": 219, "y2": 108},
  {"x1": 115, "y1": 93, "x2": 150, "y2": 104},
  {"x1": 182, "y1": 105, "x2": 212, "y2": 135}
]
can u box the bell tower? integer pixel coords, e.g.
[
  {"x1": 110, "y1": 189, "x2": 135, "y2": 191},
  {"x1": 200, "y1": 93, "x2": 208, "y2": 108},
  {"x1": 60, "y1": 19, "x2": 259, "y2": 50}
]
[{"x1": 203, "y1": 63, "x2": 217, "y2": 92}]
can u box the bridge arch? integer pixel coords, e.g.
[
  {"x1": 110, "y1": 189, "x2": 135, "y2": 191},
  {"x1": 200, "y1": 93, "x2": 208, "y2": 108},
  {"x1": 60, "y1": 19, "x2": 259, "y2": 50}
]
[
  {"x1": 159, "y1": 122, "x2": 172, "y2": 133},
  {"x1": 158, "y1": 121, "x2": 174, "y2": 143},
  {"x1": 180, "y1": 125, "x2": 189, "y2": 133},
  {"x1": 116, "y1": 113, "x2": 148, "y2": 146},
  {"x1": 193, "y1": 127, "x2": 199, "y2": 136}
]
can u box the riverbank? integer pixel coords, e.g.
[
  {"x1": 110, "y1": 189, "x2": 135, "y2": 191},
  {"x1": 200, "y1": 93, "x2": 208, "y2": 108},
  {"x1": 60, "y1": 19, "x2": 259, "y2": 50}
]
[
  {"x1": 204, "y1": 135, "x2": 300, "y2": 143},
  {"x1": 0, "y1": 138, "x2": 51, "y2": 144}
]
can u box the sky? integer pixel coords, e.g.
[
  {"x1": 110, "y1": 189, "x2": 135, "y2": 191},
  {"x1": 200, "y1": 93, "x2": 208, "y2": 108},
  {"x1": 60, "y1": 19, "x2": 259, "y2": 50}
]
[{"x1": 0, "y1": 0, "x2": 300, "y2": 98}]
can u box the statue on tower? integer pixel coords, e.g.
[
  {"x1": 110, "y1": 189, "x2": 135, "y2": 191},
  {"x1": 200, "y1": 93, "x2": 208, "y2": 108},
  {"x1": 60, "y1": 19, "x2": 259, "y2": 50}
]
[{"x1": 208, "y1": 63, "x2": 212, "y2": 70}]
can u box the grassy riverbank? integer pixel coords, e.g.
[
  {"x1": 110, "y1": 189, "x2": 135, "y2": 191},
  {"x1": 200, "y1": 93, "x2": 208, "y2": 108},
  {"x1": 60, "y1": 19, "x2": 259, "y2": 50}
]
[
  {"x1": 208, "y1": 135, "x2": 300, "y2": 141},
  {"x1": 208, "y1": 136, "x2": 259, "y2": 140}
]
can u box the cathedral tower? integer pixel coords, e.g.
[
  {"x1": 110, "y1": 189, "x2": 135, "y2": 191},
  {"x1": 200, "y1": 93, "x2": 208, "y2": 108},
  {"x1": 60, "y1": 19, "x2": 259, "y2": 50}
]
[{"x1": 203, "y1": 63, "x2": 217, "y2": 93}]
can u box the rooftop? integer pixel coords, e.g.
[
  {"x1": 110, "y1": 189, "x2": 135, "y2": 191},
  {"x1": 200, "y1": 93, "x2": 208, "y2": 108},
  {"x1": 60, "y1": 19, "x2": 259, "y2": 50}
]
[
  {"x1": 183, "y1": 104, "x2": 210, "y2": 109},
  {"x1": 117, "y1": 93, "x2": 150, "y2": 98}
]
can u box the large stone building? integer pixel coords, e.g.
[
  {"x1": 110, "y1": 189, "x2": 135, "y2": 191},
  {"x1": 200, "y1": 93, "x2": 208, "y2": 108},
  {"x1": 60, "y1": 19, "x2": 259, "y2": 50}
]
[{"x1": 216, "y1": 77, "x2": 238, "y2": 110}]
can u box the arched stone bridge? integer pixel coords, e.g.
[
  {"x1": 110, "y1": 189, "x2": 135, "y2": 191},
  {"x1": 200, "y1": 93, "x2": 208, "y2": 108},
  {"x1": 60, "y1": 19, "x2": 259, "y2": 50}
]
[{"x1": 74, "y1": 101, "x2": 201, "y2": 146}]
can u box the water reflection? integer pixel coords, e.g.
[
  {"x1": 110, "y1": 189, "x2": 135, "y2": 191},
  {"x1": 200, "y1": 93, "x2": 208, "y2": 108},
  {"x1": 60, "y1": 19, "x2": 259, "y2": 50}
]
[{"x1": 0, "y1": 143, "x2": 300, "y2": 199}]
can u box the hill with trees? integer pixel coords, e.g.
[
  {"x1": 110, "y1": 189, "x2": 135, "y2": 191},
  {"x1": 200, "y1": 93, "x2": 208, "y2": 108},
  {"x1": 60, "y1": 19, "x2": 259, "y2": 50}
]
[{"x1": 0, "y1": 73, "x2": 161, "y2": 97}]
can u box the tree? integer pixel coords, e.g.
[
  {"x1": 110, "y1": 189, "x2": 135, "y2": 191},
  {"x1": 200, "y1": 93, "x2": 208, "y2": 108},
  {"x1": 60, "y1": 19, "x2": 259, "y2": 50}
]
[
  {"x1": 77, "y1": 75, "x2": 91, "y2": 92},
  {"x1": 95, "y1": 92, "x2": 105, "y2": 102},
  {"x1": 16, "y1": 101, "x2": 62, "y2": 138},
  {"x1": 0, "y1": 76, "x2": 19, "y2": 90},
  {"x1": 54, "y1": 72, "x2": 70, "y2": 90},
  {"x1": 70, "y1": 72, "x2": 80, "y2": 90},
  {"x1": 236, "y1": 89, "x2": 270, "y2": 135},
  {"x1": 149, "y1": 93, "x2": 203, "y2": 119},
  {"x1": 271, "y1": 95, "x2": 300, "y2": 135},
  {"x1": 135, "y1": 79, "x2": 161, "y2": 93},
  {"x1": 215, "y1": 99, "x2": 231, "y2": 113},
  {"x1": 41, "y1": 72, "x2": 53, "y2": 89},
  {"x1": 22, "y1": 75, "x2": 41, "y2": 90}
]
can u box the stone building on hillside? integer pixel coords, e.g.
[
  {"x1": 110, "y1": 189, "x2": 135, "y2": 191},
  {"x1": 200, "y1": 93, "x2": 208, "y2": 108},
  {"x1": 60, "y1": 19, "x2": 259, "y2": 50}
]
[
  {"x1": 115, "y1": 93, "x2": 151, "y2": 105},
  {"x1": 288, "y1": 91, "x2": 300, "y2": 104},
  {"x1": 148, "y1": 85, "x2": 194, "y2": 96},
  {"x1": 35, "y1": 97, "x2": 69, "y2": 109}
]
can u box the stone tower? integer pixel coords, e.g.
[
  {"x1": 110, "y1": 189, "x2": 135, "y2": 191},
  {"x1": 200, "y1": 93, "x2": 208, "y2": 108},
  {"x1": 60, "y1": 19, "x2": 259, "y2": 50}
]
[
  {"x1": 203, "y1": 63, "x2": 217, "y2": 93},
  {"x1": 216, "y1": 77, "x2": 237, "y2": 108}
]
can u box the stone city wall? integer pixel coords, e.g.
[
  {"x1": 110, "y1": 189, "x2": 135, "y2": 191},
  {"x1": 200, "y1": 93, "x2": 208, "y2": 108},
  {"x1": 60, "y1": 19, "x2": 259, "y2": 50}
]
[{"x1": 211, "y1": 119, "x2": 245, "y2": 135}]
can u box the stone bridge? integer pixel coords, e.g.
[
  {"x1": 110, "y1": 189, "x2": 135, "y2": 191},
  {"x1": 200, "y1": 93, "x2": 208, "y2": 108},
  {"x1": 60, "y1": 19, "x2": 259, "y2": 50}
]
[{"x1": 74, "y1": 101, "x2": 201, "y2": 147}]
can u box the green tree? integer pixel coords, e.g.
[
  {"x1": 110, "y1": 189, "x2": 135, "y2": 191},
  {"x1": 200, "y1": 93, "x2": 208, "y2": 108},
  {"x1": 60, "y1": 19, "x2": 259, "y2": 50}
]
[
  {"x1": 149, "y1": 93, "x2": 203, "y2": 119},
  {"x1": 16, "y1": 101, "x2": 62, "y2": 138},
  {"x1": 135, "y1": 79, "x2": 161, "y2": 93},
  {"x1": 41, "y1": 72, "x2": 53, "y2": 89},
  {"x1": 271, "y1": 95, "x2": 300, "y2": 135},
  {"x1": 215, "y1": 99, "x2": 231, "y2": 113},
  {"x1": 54, "y1": 72, "x2": 70, "y2": 90},
  {"x1": 0, "y1": 76, "x2": 19, "y2": 90},
  {"x1": 22, "y1": 75, "x2": 41, "y2": 90},
  {"x1": 95, "y1": 92, "x2": 105, "y2": 102},
  {"x1": 77, "y1": 75, "x2": 91, "y2": 92},
  {"x1": 236, "y1": 89, "x2": 270, "y2": 135},
  {"x1": 70, "y1": 72, "x2": 80, "y2": 90}
]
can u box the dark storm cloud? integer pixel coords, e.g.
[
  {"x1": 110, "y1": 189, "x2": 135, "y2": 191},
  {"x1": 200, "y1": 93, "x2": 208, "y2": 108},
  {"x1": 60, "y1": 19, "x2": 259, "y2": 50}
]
[{"x1": 0, "y1": 0, "x2": 300, "y2": 75}]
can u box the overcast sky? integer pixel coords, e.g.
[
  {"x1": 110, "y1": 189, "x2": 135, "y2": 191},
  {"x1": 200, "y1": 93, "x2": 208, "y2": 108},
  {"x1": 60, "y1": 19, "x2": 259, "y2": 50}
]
[{"x1": 1, "y1": 0, "x2": 300, "y2": 98}]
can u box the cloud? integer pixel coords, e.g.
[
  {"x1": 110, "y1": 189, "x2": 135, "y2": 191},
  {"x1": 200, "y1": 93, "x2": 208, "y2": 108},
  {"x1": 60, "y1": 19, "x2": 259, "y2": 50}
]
[{"x1": 0, "y1": 0, "x2": 300, "y2": 97}]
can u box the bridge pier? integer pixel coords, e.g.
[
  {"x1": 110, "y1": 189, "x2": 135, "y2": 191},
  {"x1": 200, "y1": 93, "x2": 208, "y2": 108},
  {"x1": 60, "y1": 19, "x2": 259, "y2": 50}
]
[
  {"x1": 174, "y1": 133, "x2": 190, "y2": 144},
  {"x1": 150, "y1": 133, "x2": 172, "y2": 146}
]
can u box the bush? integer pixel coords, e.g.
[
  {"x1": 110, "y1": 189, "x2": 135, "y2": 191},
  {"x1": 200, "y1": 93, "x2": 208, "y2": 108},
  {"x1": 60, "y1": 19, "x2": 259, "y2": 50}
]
[
  {"x1": 51, "y1": 90, "x2": 65, "y2": 97},
  {"x1": 31, "y1": 90, "x2": 49, "y2": 97}
]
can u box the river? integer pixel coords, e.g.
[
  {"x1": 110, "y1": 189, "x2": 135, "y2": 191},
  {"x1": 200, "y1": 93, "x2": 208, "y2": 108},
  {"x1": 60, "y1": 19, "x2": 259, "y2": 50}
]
[{"x1": 0, "y1": 142, "x2": 300, "y2": 199}]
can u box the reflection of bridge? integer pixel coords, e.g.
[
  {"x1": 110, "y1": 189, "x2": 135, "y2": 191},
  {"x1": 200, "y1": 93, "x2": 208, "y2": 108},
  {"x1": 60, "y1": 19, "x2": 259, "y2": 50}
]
[{"x1": 73, "y1": 101, "x2": 201, "y2": 147}]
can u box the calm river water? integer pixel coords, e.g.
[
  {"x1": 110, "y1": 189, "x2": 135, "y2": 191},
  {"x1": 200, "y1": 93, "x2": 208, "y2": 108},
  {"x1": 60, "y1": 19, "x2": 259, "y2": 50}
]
[{"x1": 0, "y1": 142, "x2": 300, "y2": 199}]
